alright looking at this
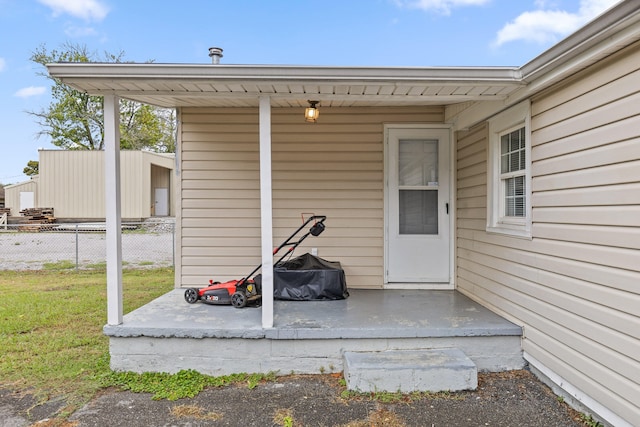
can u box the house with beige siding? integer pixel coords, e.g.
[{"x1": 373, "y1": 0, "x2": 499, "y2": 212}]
[
  {"x1": 4, "y1": 150, "x2": 175, "y2": 220},
  {"x1": 47, "y1": 2, "x2": 640, "y2": 426}
]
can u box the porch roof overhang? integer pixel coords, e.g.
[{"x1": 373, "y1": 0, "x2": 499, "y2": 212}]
[
  {"x1": 44, "y1": 63, "x2": 525, "y2": 109},
  {"x1": 51, "y1": 0, "x2": 640, "y2": 329},
  {"x1": 45, "y1": 2, "x2": 640, "y2": 112}
]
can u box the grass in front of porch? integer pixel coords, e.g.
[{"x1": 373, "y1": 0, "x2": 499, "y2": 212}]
[
  {"x1": 0, "y1": 269, "x2": 178, "y2": 404},
  {"x1": 0, "y1": 268, "x2": 279, "y2": 413}
]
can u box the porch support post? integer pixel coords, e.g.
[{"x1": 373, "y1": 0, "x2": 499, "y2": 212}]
[
  {"x1": 104, "y1": 94, "x2": 123, "y2": 326},
  {"x1": 259, "y1": 96, "x2": 274, "y2": 329}
]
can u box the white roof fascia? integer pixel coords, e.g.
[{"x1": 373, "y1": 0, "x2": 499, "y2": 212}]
[{"x1": 46, "y1": 63, "x2": 521, "y2": 85}]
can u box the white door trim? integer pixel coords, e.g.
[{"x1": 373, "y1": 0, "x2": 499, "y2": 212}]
[{"x1": 383, "y1": 124, "x2": 455, "y2": 290}]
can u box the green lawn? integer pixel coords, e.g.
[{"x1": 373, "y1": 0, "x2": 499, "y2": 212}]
[{"x1": 0, "y1": 268, "x2": 174, "y2": 406}]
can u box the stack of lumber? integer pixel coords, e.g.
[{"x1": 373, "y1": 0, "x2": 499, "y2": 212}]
[
  {"x1": 20, "y1": 207, "x2": 54, "y2": 217},
  {"x1": 18, "y1": 207, "x2": 56, "y2": 232},
  {"x1": 0, "y1": 207, "x2": 10, "y2": 216}
]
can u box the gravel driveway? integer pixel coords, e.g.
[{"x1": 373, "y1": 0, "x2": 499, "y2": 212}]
[{"x1": 0, "y1": 227, "x2": 174, "y2": 270}]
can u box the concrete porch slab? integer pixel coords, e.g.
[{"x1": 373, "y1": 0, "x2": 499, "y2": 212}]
[
  {"x1": 104, "y1": 289, "x2": 524, "y2": 376},
  {"x1": 104, "y1": 289, "x2": 522, "y2": 340}
]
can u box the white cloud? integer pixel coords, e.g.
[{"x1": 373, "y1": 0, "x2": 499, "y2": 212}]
[
  {"x1": 14, "y1": 86, "x2": 47, "y2": 98},
  {"x1": 38, "y1": 0, "x2": 109, "y2": 22},
  {"x1": 494, "y1": 0, "x2": 621, "y2": 47},
  {"x1": 0, "y1": 57, "x2": 5, "y2": 72},
  {"x1": 395, "y1": 0, "x2": 490, "y2": 15}
]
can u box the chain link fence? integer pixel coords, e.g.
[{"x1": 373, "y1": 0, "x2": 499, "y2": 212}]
[{"x1": 0, "y1": 218, "x2": 174, "y2": 271}]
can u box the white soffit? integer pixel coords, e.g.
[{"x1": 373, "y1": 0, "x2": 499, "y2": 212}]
[{"x1": 46, "y1": 64, "x2": 523, "y2": 108}]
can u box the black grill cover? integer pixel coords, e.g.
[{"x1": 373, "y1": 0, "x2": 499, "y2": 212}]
[{"x1": 257, "y1": 253, "x2": 348, "y2": 301}]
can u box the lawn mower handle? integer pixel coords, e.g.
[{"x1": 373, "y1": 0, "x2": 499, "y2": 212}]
[
  {"x1": 239, "y1": 215, "x2": 327, "y2": 285},
  {"x1": 272, "y1": 215, "x2": 326, "y2": 255}
]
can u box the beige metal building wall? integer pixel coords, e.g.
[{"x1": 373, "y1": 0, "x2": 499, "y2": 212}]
[
  {"x1": 37, "y1": 150, "x2": 174, "y2": 219},
  {"x1": 178, "y1": 106, "x2": 443, "y2": 288},
  {"x1": 39, "y1": 150, "x2": 104, "y2": 219},
  {"x1": 4, "y1": 178, "x2": 39, "y2": 215},
  {"x1": 120, "y1": 151, "x2": 144, "y2": 219},
  {"x1": 456, "y1": 41, "x2": 640, "y2": 425}
]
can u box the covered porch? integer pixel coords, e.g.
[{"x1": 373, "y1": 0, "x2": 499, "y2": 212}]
[
  {"x1": 104, "y1": 289, "x2": 524, "y2": 378},
  {"x1": 49, "y1": 58, "x2": 532, "y2": 391},
  {"x1": 45, "y1": 62, "x2": 529, "y2": 331}
]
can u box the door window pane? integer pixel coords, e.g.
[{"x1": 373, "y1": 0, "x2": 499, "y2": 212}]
[
  {"x1": 398, "y1": 138, "x2": 439, "y2": 235},
  {"x1": 399, "y1": 190, "x2": 438, "y2": 235},
  {"x1": 399, "y1": 139, "x2": 438, "y2": 186}
]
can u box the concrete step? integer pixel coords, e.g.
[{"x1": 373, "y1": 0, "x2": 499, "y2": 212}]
[{"x1": 343, "y1": 348, "x2": 477, "y2": 393}]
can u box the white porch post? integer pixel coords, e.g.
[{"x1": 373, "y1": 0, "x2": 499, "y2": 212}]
[
  {"x1": 104, "y1": 94, "x2": 123, "y2": 326},
  {"x1": 259, "y1": 96, "x2": 274, "y2": 328}
]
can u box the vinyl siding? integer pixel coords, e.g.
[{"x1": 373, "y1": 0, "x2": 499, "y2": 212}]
[
  {"x1": 179, "y1": 106, "x2": 444, "y2": 288},
  {"x1": 456, "y1": 41, "x2": 640, "y2": 425}
]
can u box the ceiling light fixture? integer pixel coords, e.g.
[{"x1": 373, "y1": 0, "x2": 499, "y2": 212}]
[{"x1": 305, "y1": 100, "x2": 320, "y2": 123}]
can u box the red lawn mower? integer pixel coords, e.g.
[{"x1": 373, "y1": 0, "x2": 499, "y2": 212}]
[{"x1": 184, "y1": 215, "x2": 327, "y2": 308}]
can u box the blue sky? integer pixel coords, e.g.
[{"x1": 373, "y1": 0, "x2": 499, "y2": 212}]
[{"x1": 0, "y1": 0, "x2": 621, "y2": 184}]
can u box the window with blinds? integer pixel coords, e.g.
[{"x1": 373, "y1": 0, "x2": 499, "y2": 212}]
[
  {"x1": 500, "y1": 127, "x2": 526, "y2": 217},
  {"x1": 486, "y1": 100, "x2": 531, "y2": 238}
]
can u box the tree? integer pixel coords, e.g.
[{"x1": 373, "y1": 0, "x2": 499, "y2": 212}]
[
  {"x1": 23, "y1": 160, "x2": 39, "y2": 176},
  {"x1": 120, "y1": 100, "x2": 176, "y2": 153},
  {"x1": 29, "y1": 43, "x2": 175, "y2": 152}
]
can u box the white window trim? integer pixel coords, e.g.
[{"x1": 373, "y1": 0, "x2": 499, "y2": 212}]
[{"x1": 487, "y1": 100, "x2": 532, "y2": 239}]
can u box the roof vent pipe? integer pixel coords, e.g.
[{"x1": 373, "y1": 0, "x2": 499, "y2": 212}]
[{"x1": 209, "y1": 47, "x2": 223, "y2": 64}]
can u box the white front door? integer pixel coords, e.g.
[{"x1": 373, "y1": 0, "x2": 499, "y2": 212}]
[
  {"x1": 385, "y1": 127, "x2": 450, "y2": 285},
  {"x1": 154, "y1": 188, "x2": 169, "y2": 216}
]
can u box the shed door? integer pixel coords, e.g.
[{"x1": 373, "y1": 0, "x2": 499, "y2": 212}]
[
  {"x1": 20, "y1": 192, "x2": 34, "y2": 211},
  {"x1": 386, "y1": 128, "x2": 450, "y2": 284},
  {"x1": 154, "y1": 188, "x2": 169, "y2": 216}
]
